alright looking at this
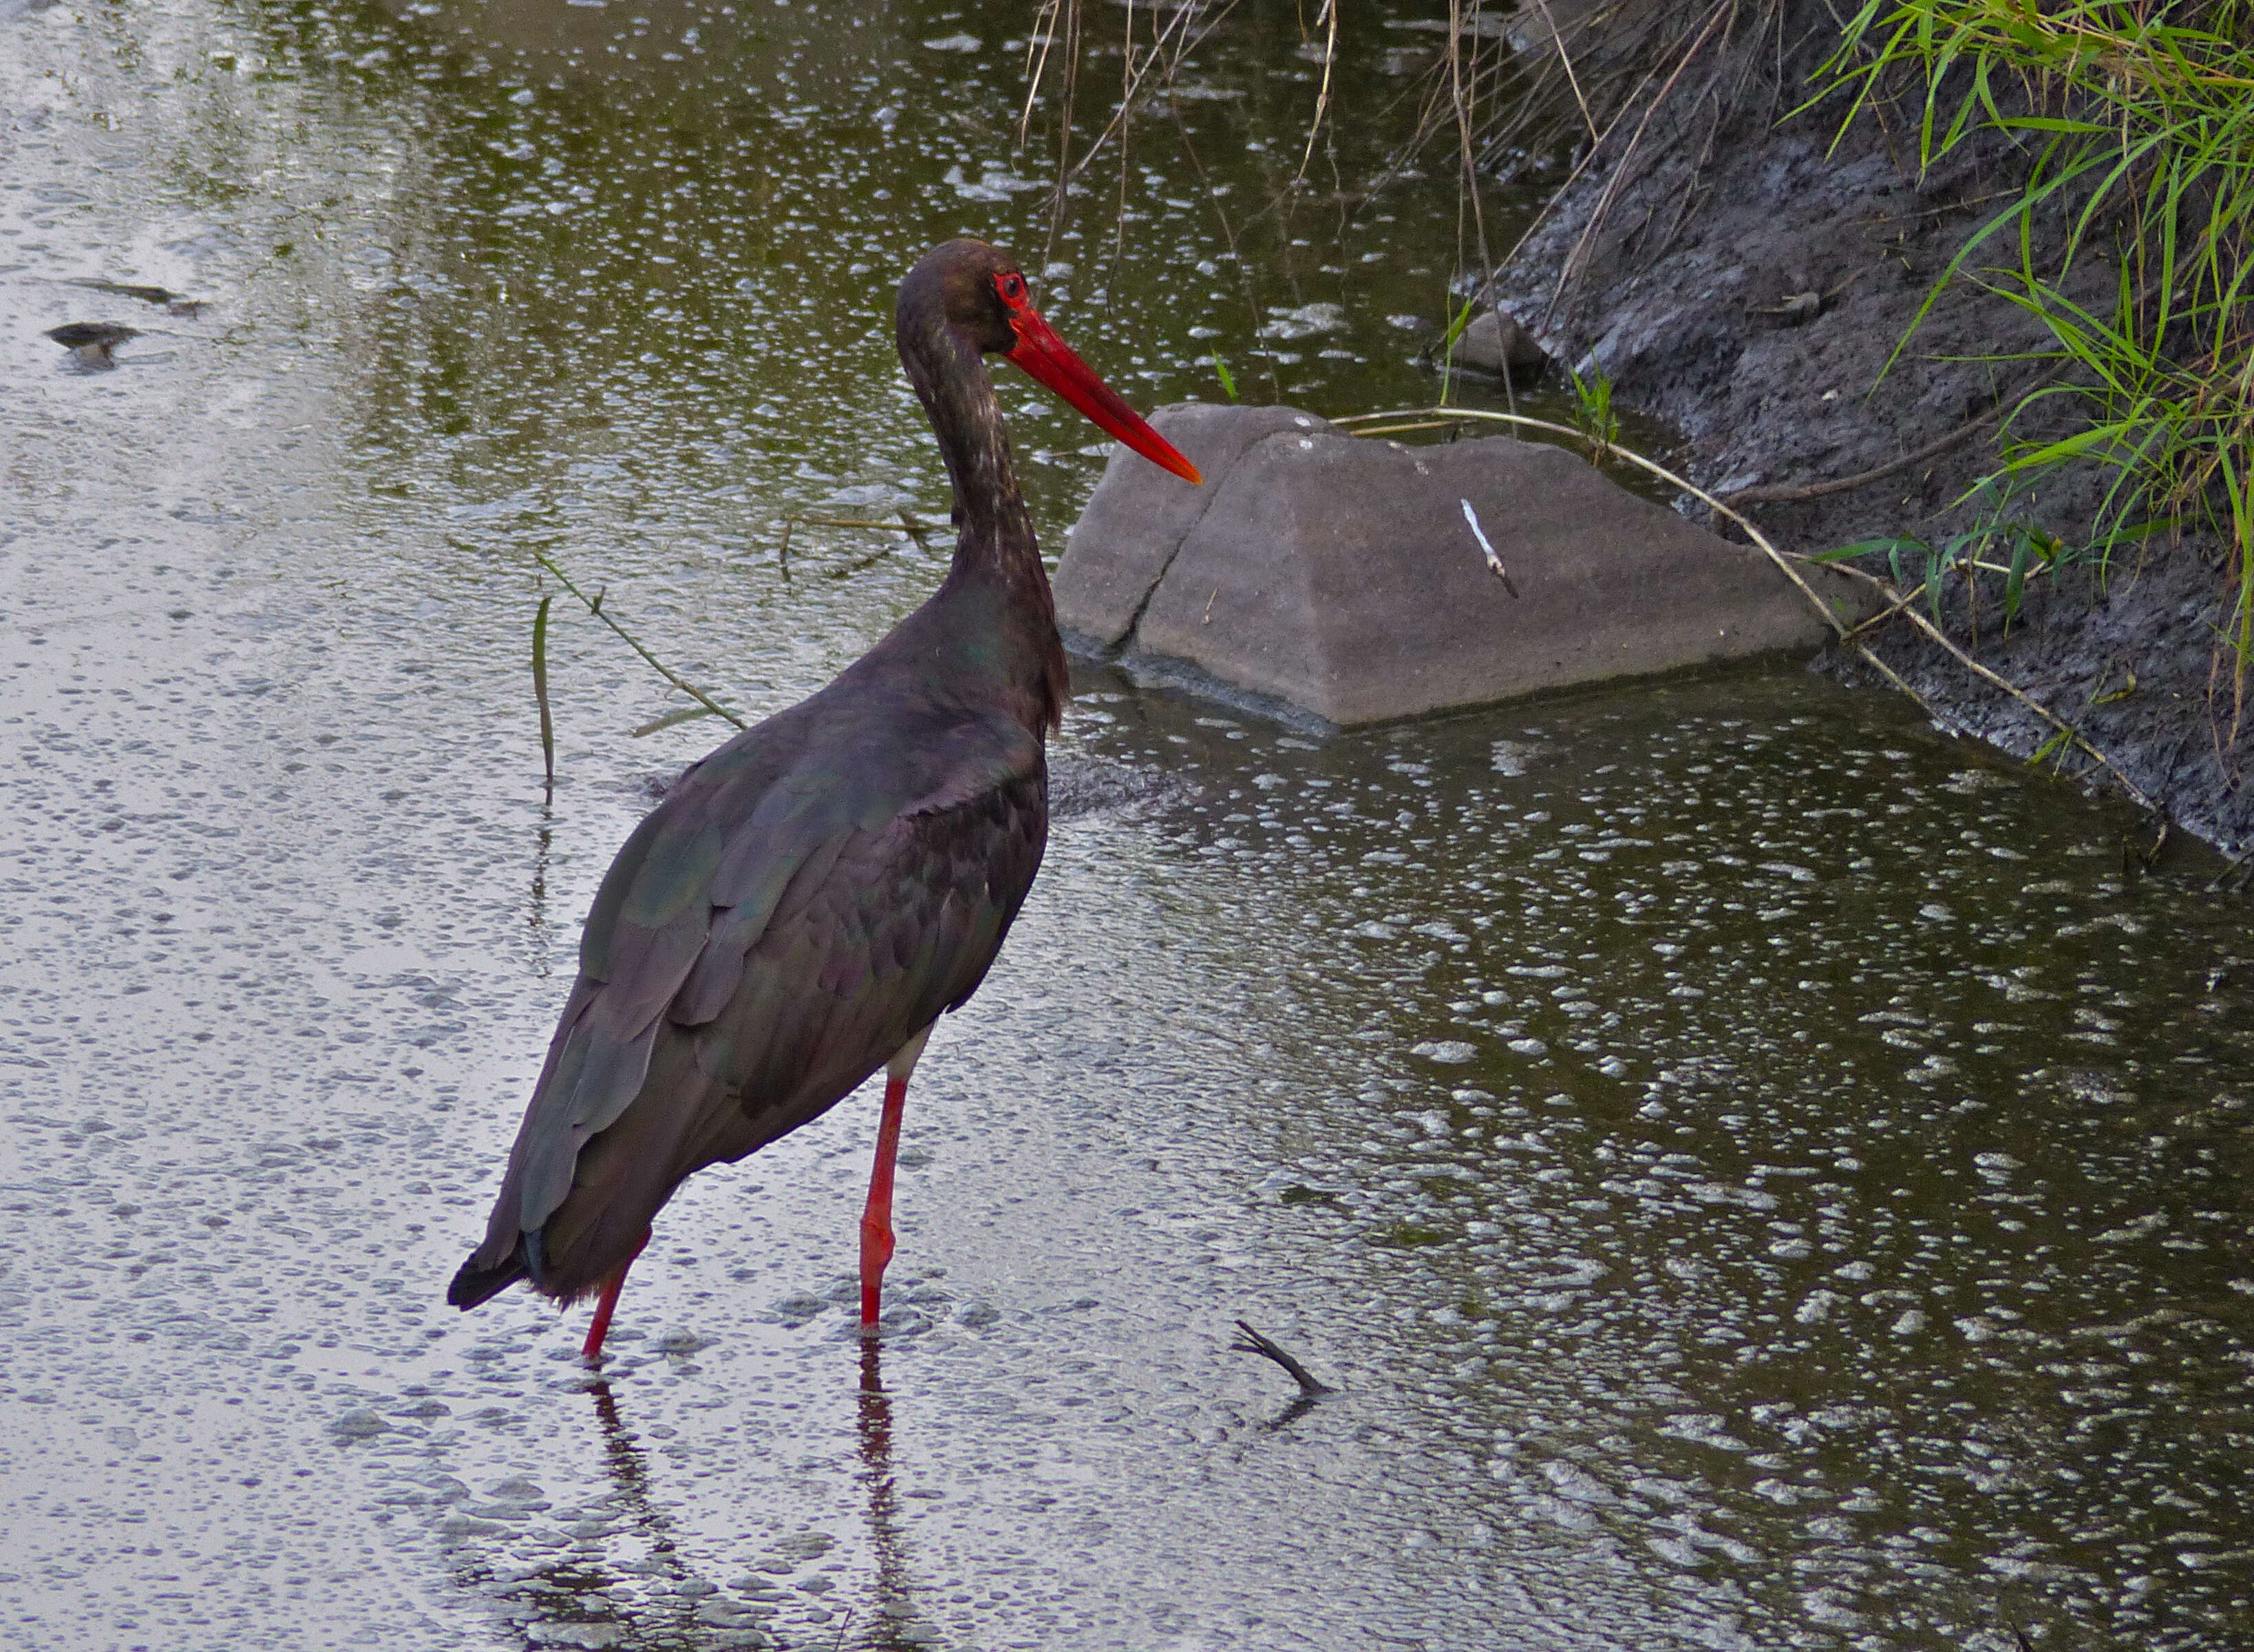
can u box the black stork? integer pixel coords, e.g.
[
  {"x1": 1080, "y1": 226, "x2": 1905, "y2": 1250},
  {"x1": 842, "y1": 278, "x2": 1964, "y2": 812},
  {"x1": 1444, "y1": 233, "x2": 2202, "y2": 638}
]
[{"x1": 447, "y1": 238, "x2": 1201, "y2": 1358}]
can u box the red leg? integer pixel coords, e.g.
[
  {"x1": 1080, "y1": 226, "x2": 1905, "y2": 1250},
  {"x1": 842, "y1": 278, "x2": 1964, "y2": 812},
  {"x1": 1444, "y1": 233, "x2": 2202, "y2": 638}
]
[
  {"x1": 860, "y1": 1071, "x2": 910, "y2": 1328},
  {"x1": 581, "y1": 1226, "x2": 652, "y2": 1362}
]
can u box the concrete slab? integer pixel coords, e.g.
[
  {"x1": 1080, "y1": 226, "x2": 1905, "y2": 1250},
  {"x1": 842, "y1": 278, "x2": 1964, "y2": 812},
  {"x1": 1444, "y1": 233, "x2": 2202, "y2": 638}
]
[
  {"x1": 1052, "y1": 403, "x2": 1312, "y2": 648},
  {"x1": 1054, "y1": 404, "x2": 1878, "y2": 726}
]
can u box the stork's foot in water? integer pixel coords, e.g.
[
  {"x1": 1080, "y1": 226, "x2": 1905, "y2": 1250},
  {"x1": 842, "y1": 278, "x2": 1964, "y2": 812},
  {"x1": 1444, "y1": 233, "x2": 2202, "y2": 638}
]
[
  {"x1": 859, "y1": 1069, "x2": 911, "y2": 1329},
  {"x1": 858, "y1": 1213, "x2": 896, "y2": 1332},
  {"x1": 582, "y1": 1227, "x2": 652, "y2": 1362}
]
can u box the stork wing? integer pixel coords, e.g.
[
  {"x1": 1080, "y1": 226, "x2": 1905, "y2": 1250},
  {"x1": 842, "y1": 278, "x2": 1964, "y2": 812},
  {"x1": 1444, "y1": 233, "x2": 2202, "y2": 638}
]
[{"x1": 454, "y1": 701, "x2": 1045, "y2": 1302}]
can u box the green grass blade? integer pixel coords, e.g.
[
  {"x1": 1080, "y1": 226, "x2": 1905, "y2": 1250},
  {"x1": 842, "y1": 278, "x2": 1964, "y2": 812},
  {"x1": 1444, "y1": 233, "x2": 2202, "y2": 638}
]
[
  {"x1": 2003, "y1": 531, "x2": 2032, "y2": 631},
  {"x1": 531, "y1": 593, "x2": 555, "y2": 792}
]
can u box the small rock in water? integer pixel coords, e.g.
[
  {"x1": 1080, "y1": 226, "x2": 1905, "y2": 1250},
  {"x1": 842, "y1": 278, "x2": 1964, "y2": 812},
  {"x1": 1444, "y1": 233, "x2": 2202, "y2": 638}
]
[
  {"x1": 1444, "y1": 309, "x2": 1548, "y2": 380},
  {"x1": 529, "y1": 1623, "x2": 624, "y2": 1650},
  {"x1": 1261, "y1": 301, "x2": 1348, "y2": 340},
  {"x1": 329, "y1": 1406, "x2": 389, "y2": 1438},
  {"x1": 45, "y1": 321, "x2": 138, "y2": 368},
  {"x1": 772, "y1": 1292, "x2": 827, "y2": 1324}
]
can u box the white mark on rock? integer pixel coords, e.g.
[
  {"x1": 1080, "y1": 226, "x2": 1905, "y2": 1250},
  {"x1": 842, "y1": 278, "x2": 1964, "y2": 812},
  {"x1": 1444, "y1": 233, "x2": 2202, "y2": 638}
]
[{"x1": 1460, "y1": 499, "x2": 1519, "y2": 597}]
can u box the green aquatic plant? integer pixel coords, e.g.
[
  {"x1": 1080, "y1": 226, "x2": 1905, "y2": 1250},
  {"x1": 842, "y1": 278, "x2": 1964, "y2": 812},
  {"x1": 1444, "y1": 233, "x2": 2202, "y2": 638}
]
[
  {"x1": 1567, "y1": 363, "x2": 1619, "y2": 461},
  {"x1": 1435, "y1": 291, "x2": 1478, "y2": 406},
  {"x1": 531, "y1": 592, "x2": 555, "y2": 792},
  {"x1": 1211, "y1": 352, "x2": 1239, "y2": 402},
  {"x1": 1809, "y1": 509, "x2": 2082, "y2": 636}
]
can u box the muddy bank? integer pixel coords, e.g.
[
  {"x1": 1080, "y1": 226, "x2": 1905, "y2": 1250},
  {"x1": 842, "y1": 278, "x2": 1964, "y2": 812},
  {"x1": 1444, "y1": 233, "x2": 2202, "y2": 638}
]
[{"x1": 1481, "y1": 1, "x2": 2251, "y2": 853}]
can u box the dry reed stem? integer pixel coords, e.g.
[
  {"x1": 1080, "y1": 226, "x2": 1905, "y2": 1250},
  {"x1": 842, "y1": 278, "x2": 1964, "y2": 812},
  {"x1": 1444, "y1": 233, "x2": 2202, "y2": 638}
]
[
  {"x1": 1297, "y1": 0, "x2": 1341, "y2": 184},
  {"x1": 1333, "y1": 407, "x2": 2157, "y2": 809},
  {"x1": 1526, "y1": 0, "x2": 1602, "y2": 145},
  {"x1": 1470, "y1": 64, "x2": 1663, "y2": 310},
  {"x1": 533, "y1": 551, "x2": 749, "y2": 732},
  {"x1": 1022, "y1": 0, "x2": 1238, "y2": 213},
  {"x1": 1545, "y1": 1, "x2": 1734, "y2": 326},
  {"x1": 1447, "y1": 0, "x2": 1495, "y2": 285}
]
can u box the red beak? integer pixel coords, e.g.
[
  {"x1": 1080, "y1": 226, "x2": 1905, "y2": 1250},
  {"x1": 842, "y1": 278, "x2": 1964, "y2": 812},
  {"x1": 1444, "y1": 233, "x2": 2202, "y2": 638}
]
[{"x1": 1004, "y1": 306, "x2": 1203, "y2": 485}]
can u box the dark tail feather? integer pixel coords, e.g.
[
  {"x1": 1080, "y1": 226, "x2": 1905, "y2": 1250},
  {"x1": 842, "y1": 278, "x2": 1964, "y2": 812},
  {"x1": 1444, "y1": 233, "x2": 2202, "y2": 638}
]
[{"x1": 447, "y1": 1244, "x2": 528, "y2": 1311}]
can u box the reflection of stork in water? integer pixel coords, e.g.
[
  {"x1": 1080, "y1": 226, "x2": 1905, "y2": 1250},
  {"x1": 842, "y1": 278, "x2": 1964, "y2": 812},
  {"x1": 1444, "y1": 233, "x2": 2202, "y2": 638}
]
[
  {"x1": 854, "y1": 1340, "x2": 926, "y2": 1652},
  {"x1": 586, "y1": 1381, "x2": 661, "y2": 1516},
  {"x1": 448, "y1": 1381, "x2": 697, "y2": 1651},
  {"x1": 575, "y1": 1365, "x2": 928, "y2": 1651}
]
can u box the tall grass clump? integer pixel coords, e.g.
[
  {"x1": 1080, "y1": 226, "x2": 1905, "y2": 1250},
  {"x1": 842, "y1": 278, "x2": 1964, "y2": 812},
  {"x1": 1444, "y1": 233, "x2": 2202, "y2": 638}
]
[{"x1": 1816, "y1": 1, "x2": 2254, "y2": 725}]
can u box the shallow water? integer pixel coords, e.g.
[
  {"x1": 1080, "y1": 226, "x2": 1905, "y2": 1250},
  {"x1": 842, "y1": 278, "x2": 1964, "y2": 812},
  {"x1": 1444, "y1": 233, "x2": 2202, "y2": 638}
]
[{"x1": 3, "y1": 3, "x2": 2252, "y2": 1651}]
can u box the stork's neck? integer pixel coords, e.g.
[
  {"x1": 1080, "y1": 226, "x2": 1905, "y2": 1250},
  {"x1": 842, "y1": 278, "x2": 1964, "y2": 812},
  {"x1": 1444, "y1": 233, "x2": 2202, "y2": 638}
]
[
  {"x1": 902, "y1": 324, "x2": 1043, "y2": 582},
  {"x1": 899, "y1": 319, "x2": 1068, "y2": 730}
]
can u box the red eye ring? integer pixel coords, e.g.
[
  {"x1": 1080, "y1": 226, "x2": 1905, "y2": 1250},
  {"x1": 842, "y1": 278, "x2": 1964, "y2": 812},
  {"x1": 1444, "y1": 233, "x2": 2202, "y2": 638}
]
[{"x1": 995, "y1": 271, "x2": 1028, "y2": 306}]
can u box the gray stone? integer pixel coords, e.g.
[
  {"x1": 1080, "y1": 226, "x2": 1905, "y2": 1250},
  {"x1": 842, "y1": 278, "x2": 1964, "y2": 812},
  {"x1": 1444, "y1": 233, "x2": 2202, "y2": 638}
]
[
  {"x1": 1056, "y1": 403, "x2": 1310, "y2": 648},
  {"x1": 1053, "y1": 405, "x2": 1878, "y2": 727},
  {"x1": 1446, "y1": 310, "x2": 1548, "y2": 379}
]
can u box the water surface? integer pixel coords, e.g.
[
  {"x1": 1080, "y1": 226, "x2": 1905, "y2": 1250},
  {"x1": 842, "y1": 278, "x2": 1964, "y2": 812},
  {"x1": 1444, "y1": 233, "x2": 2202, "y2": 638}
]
[{"x1": 3, "y1": 3, "x2": 2251, "y2": 1650}]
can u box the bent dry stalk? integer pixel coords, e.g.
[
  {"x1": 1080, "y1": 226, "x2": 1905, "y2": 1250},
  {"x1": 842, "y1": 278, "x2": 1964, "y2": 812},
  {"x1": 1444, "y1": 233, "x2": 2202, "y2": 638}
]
[
  {"x1": 531, "y1": 549, "x2": 749, "y2": 739},
  {"x1": 1335, "y1": 405, "x2": 2157, "y2": 812},
  {"x1": 776, "y1": 510, "x2": 941, "y2": 582}
]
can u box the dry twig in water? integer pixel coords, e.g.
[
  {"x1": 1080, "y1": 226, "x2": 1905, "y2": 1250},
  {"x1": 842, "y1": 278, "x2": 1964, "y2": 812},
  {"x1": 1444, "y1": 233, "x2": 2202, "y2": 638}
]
[
  {"x1": 777, "y1": 510, "x2": 939, "y2": 582},
  {"x1": 533, "y1": 551, "x2": 748, "y2": 732},
  {"x1": 1231, "y1": 1320, "x2": 1334, "y2": 1396}
]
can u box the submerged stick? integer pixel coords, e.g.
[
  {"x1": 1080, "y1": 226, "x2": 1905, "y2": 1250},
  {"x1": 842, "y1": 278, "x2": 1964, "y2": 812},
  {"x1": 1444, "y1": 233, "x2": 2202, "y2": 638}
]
[
  {"x1": 776, "y1": 511, "x2": 942, "y2": 582},
  {"x1": 1231, "y1": 1320, "x2": 1334, "y2": 1396},
  {"x1": 785, "y1": 512, "x2": 937, "y2": 540}
]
